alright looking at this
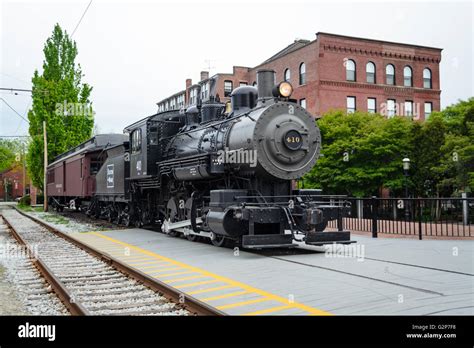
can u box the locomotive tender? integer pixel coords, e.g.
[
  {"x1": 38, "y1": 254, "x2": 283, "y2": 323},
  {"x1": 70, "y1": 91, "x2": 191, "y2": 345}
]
[{"x1": 47, "y1": 70, "x2": 352, "y2": 248}]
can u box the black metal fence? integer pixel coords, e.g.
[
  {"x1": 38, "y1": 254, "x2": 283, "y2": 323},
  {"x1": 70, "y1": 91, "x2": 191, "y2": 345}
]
[{"x1": 327, "y1": 197, "x2": 473, "y2": 239}]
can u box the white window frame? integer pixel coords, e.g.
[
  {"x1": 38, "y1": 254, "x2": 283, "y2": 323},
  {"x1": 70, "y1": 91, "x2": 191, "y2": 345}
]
[{"x1": 347, "y1": 96, "x2": 356, "y2": 113}]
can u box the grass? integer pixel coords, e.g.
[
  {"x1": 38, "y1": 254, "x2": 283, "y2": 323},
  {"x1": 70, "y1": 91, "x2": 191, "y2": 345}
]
[
  {"x1": 39, "y1": 214, "x2": 70, "y2": 225},
  {"x1": 17, "y1": 204, "x2": 43, "y2": 213}
]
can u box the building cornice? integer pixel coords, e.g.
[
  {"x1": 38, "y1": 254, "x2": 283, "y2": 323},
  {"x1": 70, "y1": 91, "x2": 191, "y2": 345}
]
[
  {"x1": 319, "y1": 80, "x2": 441, "y2": 96},
  {"x1": 322, "y1": 44, "x2": 441, "y2": 63}
]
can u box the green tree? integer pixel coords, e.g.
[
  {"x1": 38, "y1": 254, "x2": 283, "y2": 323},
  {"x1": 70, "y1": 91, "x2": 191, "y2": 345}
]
[
  {"x1": 27, "y1": 24, "x2": 94, "y2": 190},
  {"x1": 304, "y1": 111, "x2": 413, "y2": 197},
  {"x1": 409, "y1": 114, "x2": 446, "y2": 196},
  {"x1": 0, "y1": 139, "x2": 27, "y2": 173},
  {"x1": 305, "y1": 98, "x2": 474, "y2": 198},
  {"x1": 0, "y1": 140, "x2": 15, "y2": 173},
  {"x1": 434, "y1": 98, "x2": 474, "y2": 195}
]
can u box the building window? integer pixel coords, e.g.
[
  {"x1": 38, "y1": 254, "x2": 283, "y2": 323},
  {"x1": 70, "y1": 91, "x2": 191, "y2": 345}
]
[
  {"x1": 284, "y1": 68, "x2": 290, "y2": 82},
  {"x1": 387, "y1": 99, "x2": 396, "y2": 117},
  {"x1": 403, "y1": 66, "x2": 413, "y2": 87},
  {"x1": 424, "y1": 102, "x2": 433, "y2": 118},
  {"x1": 177, "y1": 94, "x2": 184, "y2": 108},
  {"x1": 201, "y1": 82, "x2": 209, "y2": 100},
  {"x1": 386, "y1": 64, "x2": 395, "y2": 85},
  {"x1": 423, "y1": 68, "x2": 432, "y2": 89},
  {"x1": 404, "y1": 101, "x2": 413, "y2": 117},
  {"x1": 252, "y1": 81, "x2": 257, "y2": 86},
  {"x1": 224, "y1": 80, "x2": 233, "y2": 97},
  {"x1": 346, "y1": 59, "x2": 356, "y2": 81},
  {"x1": 132, "y1": 129, "x2": 142, "y2": 153},
  {"x1": 299, "y1": 63, "x2": 306, "y2": 85},
  {"x1": 300, "y1": 99, "x2": 306, "y2": 109},
  {"x1": 346, "y1": 96, "x2": 356, "y2": 113},
  {"x1": 367, "y1": 98, "x2": 376, "y2": 113},
  {"x1": 239, "y1": 82, "x2": 248, "y2": 87},
  {"x1": 366, "y1": 62, "x2": 375, "y2": 84},
  {"x1": 189, "y1": 89, "x2": 197, "y2": 105}
]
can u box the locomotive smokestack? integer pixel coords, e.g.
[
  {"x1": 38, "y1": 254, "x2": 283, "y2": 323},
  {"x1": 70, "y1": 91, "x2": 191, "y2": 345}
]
[{"x1": 256, "y1": 69, "x2": 275, "y2": 101}]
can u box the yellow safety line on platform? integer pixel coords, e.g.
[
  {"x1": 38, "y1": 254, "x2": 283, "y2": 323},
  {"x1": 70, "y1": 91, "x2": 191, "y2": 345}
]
[
  {"x1": 165, "y1": 275, "x2": 206, "y2": 283},
  {"x1": 217, "y1": 298, "x2": 270, "y2": 310},
  {"x1": 175, "y1": 279, "x2": 219, "y2": 289},
  {"x1": 115, "y1": 256, "x2": 152, "y2": 261},
  {"x1": 201, "y1": 290, "x2": 250, "y2": 302},
  {"x1": 157, "y1": 271, "x2": 196, "y2": 278},
  {"x1": 187, "y1": 285, "x2": 234, "y2": 295},
  {"x1": 243, "y1": 305, "x2": 294, "y2": 316},
  {"x1": 128, "y1": 260, "x2": 169, "y2": 266},
  {"x1": 148, "y1": 267, "x2": 183, "y2": 274},
  {"x1": 88, "y1": 232, "x2": 331, "y2": 316},
  {"x1": 137, "y1": 263, "x2": 174, "y2": 271}
]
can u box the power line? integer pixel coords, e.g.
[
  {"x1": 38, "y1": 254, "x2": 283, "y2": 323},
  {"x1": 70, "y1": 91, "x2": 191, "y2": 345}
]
[
  {"x1": 0, "y1": 87, "x2": 32, "y2": 93},
  {"x1": 71, "y1": 0, "x2": 93, "y2": 37},
  {"x1": 0, "y1": 98, "x2": 30, "y2": 124}
]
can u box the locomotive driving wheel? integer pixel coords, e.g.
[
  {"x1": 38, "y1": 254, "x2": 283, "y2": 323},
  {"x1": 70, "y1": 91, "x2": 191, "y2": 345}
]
[
  {"x1": 185, "y1": 197, "x2": 199, "y2": 242},
  {"x1": 121, "y1": 204, "x2": 132, "y2": 227},
  {"x1": 210, "y1": 232, "x2": 226, "y2": 247},
  {"x1": 165, "y1": 198, "x2": 180, "y2": 237}
]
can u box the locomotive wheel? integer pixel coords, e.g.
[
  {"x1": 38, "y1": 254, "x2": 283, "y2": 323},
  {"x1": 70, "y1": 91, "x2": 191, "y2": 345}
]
[
  {"x1": 315, "y1": 221, "x2": 328, "y2": 232},
  {"x1": 166, "y1": 198, "x2": 181, "y2": 237},
  {"x1": 186, "y1": 234, "x2": 198, "y2": 242},
  {"x1": 122, "y1": 215, "x2": 131, "y2": 227},
  {"x1": 210, "y1": 233, "x2": 226, "y2": 247}
]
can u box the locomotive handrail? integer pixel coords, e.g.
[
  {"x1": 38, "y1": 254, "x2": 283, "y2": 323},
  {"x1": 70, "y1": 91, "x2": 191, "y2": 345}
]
[
  {"x1": 234, "y1": 194, "x2": 349, "y2": 199},
  {"x1": 157, "y1": 104, "x2": 268, "y2": 141},
  {"x1": 233, "y1": 202, "x2": 349, "y2": 207}
]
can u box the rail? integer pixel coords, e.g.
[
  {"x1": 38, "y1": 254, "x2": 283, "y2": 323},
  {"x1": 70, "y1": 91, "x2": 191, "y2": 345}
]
[{"x1": 6, "y1": 207, "x2": 224, "y2": 316}]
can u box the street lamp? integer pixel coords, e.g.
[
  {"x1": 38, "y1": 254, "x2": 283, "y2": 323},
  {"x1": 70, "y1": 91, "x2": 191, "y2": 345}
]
[{"x1": 402, "y1": 158, "x2": 410, "y2": 220}]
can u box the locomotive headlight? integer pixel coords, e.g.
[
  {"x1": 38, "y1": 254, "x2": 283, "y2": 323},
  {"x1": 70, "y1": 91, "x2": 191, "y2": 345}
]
[{"x1": 273, "y1": 81, "x2": 293, "y2": 98}]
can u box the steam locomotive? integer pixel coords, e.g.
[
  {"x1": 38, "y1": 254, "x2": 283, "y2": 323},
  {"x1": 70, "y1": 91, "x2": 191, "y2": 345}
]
[{"x1": 46, "y1": 70, "x2": 352, "y2": 248}]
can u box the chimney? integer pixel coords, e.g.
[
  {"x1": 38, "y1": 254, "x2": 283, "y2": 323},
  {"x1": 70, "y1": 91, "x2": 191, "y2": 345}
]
[
  {"x1": 186, "y1": 78, "x2": 192, "y2": 88},
  {"x1": 257, "y1": 69, "x2": 276, "y2": 101},
  {"x1": 200, "y1": 71, "x2": 209, "y2": 81}
]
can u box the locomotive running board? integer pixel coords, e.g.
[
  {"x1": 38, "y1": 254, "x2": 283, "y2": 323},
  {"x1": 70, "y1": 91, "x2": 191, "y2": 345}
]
[
  {"x1": 242, "y1": 234, "x2": 295, "y2": 249},
  {"x1": 304, "y1": 231, "x2": 355, "y2": 246}
]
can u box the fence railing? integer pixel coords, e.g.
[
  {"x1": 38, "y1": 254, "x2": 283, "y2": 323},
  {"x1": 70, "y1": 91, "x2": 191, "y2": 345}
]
[{"x1": 327, "y1": 197, "x2": 473, "y2": 239}]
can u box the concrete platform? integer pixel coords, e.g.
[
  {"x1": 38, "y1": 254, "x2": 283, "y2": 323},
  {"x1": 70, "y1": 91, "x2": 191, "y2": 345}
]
[{"x1": 70, "y1": 229, "x2": 473, "y2": 316}]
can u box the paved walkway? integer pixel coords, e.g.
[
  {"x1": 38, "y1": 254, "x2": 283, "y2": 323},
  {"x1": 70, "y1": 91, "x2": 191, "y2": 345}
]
[{"x1": 70, "y1": 228, "x2": 474, "y2": 315}]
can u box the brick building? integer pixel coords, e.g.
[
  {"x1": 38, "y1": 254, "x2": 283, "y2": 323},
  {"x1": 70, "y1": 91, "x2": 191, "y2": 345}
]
[
  {"x1": 0, "y1": 164, "x2": 29, "y2": 201},
  {"x1": 157, "y1": 32, "x2": 441, "y2": 120}
]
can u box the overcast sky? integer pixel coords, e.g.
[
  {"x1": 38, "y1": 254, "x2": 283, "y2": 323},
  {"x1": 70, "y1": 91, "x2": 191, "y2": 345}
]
[{"x1": 1, "y1": 0, "x2": 472, "y2": 137}]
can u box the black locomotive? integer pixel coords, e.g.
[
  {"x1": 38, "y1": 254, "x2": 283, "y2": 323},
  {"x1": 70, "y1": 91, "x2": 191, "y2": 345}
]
[{"x1": 50, "y1": 70, "x2": 352, "y2": 248}]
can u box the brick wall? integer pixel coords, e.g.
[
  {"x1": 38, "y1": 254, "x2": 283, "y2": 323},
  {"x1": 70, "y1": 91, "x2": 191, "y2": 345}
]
[
  {"x1": 157, "y1": 32, "x2": 442, "y2": 120},
  {"x1": 0, "y1": 165, "x2": 27, "y2": 201}
]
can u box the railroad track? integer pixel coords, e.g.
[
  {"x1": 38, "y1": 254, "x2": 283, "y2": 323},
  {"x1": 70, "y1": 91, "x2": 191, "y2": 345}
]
[{"x1": 0, "y1": 207, "x2": 223, "y2": 316}]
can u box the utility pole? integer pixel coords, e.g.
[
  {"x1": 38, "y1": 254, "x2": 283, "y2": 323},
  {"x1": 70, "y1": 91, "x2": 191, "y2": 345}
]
[
  {"x1": 21, "y1": 145, "x2": 26, "y2": 197},
  {"x1": 43, "y1": 121, "x2": 48, "y2": 212}
]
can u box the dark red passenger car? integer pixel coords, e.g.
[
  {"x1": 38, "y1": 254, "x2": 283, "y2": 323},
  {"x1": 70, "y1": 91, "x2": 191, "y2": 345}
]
[{"x1": 46, "y1": 134, "x2": 127, "y2": 210}]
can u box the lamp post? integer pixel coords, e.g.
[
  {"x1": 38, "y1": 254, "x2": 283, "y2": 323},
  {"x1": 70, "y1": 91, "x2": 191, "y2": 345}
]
[{"x1": 402, "y1": 158, "x2": 410, "y2": 220}]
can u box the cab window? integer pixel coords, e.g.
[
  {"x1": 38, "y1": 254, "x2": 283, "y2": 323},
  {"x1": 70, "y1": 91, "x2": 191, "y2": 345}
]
[{"x1": 132, "y1": 129, "x2": 142, "y2": 153}]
